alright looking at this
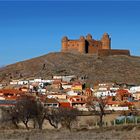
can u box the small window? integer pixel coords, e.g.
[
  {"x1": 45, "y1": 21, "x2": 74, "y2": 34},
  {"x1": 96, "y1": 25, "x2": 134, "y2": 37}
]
[
  {"x1": 76, "y1": 99, "x2": 80, "y2": 101},
  {"x1": 53, "y1": 104, "x2": 57, "y2": 106}
]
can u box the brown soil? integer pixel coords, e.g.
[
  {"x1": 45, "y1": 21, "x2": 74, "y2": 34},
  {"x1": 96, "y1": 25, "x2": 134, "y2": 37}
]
[{"x1": 1, "y1": 52, "x2": 140, "y2": 84}]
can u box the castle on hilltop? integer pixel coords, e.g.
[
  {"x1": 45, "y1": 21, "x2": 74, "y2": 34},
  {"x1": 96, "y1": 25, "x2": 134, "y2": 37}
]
[{"x1": 61, "y1": 33, "x2": 130, "y2": 56}]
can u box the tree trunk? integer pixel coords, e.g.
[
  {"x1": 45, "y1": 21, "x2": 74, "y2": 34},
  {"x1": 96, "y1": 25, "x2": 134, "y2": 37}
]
[
  {"x1": 38, "y1": 117, "x2": 44, "y2": 130},
  {"x1": 23, "y1": 121, "x2": 29, "y2": 130},
  {"x1": 12, "y1": 119, "x2": 19, "y2": 129},
  {"x1": 33, "y1": 118, "x2": 37, "y2": 129},
  {"x1": 99, "y1": 114, "x2": 103, "y2": 127},
  {"x1": 48, "y1": 118, "x2": 58, "y2": 129}
]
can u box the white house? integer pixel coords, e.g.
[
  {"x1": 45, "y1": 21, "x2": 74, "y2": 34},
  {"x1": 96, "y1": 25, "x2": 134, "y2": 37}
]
[
  {"x1": 67, "y1": 90, "x2": 78, "y2": 96},
  {"x1": 105, "y1": 106, "x2": 129, "y2": 111},
  {"x1": 130, "y1": 86, "x2": 140, "y2": 93},
  {"x1": 53, "y1": 75, "x2": 76, "y2": 82},
  {"x1": 10, "y1": 81, "x2": 18, "y2": 85},
  {"x1": 62, "y1": 84, "x2": 72, "y2": 89},
  {"x1": 38, "y1": 88, "x2": 46, "y2": 94},
  {"x1": 0, "y1": 84, "x2": 3, "y2": 89},
  {"x1": 94, "y1": 90, "x2": 116, "y2": 97},
  {"x1": 18, "y1": 80, "x2": 29, "y2": 85},
  {"x1": 34, "y1": 79, "x2": 42, "y2": 82}
]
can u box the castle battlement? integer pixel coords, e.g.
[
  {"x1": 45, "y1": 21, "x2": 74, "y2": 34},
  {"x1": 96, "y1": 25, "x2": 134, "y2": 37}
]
[{"x1": 61, "y1": 33, "x2": 130, "y2": 56}]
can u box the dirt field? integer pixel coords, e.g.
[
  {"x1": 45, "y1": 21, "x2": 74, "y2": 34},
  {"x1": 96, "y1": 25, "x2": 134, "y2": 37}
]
[{"x1": 0, "y1": 125, "x2": 140, "y2": 140}]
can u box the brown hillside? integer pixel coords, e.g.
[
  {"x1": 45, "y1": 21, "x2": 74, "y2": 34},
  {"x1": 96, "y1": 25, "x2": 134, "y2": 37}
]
[{"x1": 0, "y1": 52, "x2": 140, "y2": 84}]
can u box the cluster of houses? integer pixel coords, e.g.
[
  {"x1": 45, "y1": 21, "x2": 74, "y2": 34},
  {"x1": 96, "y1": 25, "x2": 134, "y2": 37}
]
[{"x1": 0, "y1": 75, "x2": 140, "y2": 111}]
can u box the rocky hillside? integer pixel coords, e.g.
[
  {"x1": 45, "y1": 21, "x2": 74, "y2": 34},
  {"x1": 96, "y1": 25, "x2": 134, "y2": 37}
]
[{"x1": 0, "y1": 52, "x2": 140, "y2": 84}]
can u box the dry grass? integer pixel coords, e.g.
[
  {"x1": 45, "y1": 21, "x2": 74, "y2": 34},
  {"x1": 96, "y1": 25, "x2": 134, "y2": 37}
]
[
  {"x1": 1, "y1": 52, "x2": 140, "y2": 84},
  {"x1": 0, "y1": 126, "x2": 140, "y2": 140}
]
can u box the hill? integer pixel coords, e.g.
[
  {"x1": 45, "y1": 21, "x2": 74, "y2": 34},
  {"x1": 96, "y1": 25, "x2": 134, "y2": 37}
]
[{"x1": 0, "y1": 52, "x2": 140, "y2": 84}]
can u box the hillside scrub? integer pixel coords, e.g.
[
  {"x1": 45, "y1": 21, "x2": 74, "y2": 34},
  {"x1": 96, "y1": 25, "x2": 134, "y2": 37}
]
[{"x1": 1, "y1": 53, "x2": 140, "y2": 84}]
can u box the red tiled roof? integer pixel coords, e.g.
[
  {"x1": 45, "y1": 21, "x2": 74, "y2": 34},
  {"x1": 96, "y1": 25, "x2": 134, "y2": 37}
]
[
  {"x1": 68, "y1": 96, "x2": 87, "y2": 103},
  {"x1": 116, "y1": 89, "x2": 130, "y2": 94},
  {"x1": 71, "y1": 101, "x2": 86, "y2": 104},
  {"x1": 85, "y1": 88, "x2": 92, "y2": 92},
  {"x1": 59, "y1": 102, "x2": 72, "y2": 108},
  {"x1": 68, "y1": 95, "x2": 86, "y2": 98},
  {"x1": 0, "y1": 89, "x2": 25, "y2": 94},
  {"x1": 0, "y1": 104, "x2": 15, "y2": 106},
  {"x1": 107, "y1": 101, "x2": 121, "y2": 105}
]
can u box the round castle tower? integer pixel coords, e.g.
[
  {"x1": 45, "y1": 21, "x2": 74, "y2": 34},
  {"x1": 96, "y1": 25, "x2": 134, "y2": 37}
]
[
  {"x1": 86, "y1": 34, "x2": 93, "y2": 40},
  {"x1": 61, "y1": 36, "x2": 68, "y2": 52},
  {"x1": 78, "y1": 36, "x2": 86, "y2": 54},
  {"x1": 101, "y1": 33, "x2": 111, "y2": 49}
]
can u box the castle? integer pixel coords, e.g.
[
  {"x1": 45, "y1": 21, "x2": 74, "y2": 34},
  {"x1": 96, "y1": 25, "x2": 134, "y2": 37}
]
[{"x1": 61, "y1": 33, "x2": 130, "y2": 56}]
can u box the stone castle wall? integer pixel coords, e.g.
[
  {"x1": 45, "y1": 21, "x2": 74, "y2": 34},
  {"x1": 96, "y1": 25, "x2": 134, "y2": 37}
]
[
  {"x1": 98, "y1": 49, "x2": 130, "y2": 56},
  {"x1": 67, "y1": 40, "x2": 80, "y2": 53},
  {"x1": 88, "y1": 46, "x2": 98, "y2": 54},
  {"x1": 61, "y1": 33, "x2": 111, "y2": 54},
  {"x1": 61, "y1": 33, "x2": 130, "y2": 56}
]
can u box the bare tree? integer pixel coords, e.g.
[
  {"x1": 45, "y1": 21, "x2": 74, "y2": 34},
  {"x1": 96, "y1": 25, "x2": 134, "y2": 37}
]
[
  {"x1": 45, "y1": 108, "x2": 61, "y2": 129},
  {"x1": 97, "y1": 97, "x2": 107, "y2": 127},
  {"x1": 5, "y1": 96, "x2": 79, "y2": 130},
  {"x1": 87, "y1": 97, "x2": 107, "y2": 127},
  {"x1": 44, "y1": 107, "x2": 79, "y2": 130},
  {"x1": 8, "y1": 95, "x2": 45, "y2": 130},
  {"x1": 58, "y1": 107, "x2": 79, "y2": 130}
]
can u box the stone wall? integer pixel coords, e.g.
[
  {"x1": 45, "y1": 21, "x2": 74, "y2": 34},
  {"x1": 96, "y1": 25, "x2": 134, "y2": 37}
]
[
  {"x1": 88, "y1": 46, "x2": 98, "y2": 54},
  {"x1": 98, "y1": 49, "x2": 130, "y2": 56}
]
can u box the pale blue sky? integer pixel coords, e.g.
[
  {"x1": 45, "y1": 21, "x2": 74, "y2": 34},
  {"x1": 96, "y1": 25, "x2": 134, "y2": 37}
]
[{"x1": 0, "y1": 1, "x2": 140, "y2": 65}]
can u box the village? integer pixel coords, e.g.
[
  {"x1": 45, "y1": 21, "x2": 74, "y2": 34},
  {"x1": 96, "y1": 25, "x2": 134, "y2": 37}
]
[
  {"x1": 1, "y1": 0, "x2": 140, "y2": 139},
  {"x1": 0, "y1": 75, "x2": 140, "y2": 112}
]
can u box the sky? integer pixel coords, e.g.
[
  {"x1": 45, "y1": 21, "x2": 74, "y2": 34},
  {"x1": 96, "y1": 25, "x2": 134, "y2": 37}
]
[{"x1": 0, "y1": 1, "x2": 140, "y2": 66}]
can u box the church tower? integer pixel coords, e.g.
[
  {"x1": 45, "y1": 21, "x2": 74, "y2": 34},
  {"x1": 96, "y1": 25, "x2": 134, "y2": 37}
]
[{"x1": 101, "y1": 33, "x2": 111, "y2": 49}]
